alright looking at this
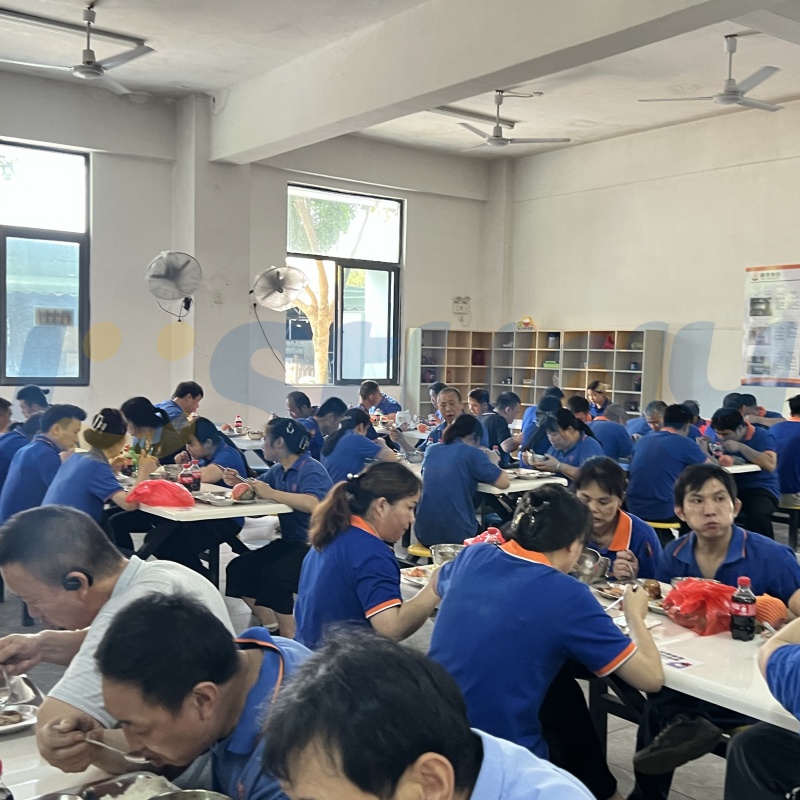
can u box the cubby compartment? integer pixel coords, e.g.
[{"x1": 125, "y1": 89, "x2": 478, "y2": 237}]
[{"x1": 562, "y1": 331, "x2": 588, "y2": 351}]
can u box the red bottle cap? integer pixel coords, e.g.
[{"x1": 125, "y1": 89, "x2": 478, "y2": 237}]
[{"x1": 737, "y1": 576, "x2": 751, "y2": 587}]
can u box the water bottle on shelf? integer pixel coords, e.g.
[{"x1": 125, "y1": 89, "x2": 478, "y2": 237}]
[
  {"x1": 233, "y1": 414, "x2": 244, "y2": 434},
  {"x1": 730, "y1": 576, "x2": 756, "y2": 641},
  {"x1": 190, "y1": 459, "x2": 202, "y2": 492}
]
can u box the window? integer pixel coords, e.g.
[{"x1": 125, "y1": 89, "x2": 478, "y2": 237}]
[
  {"x1": 286, "y1": 185, "x2": 401, "y2": 386},
  {"x1": 0, "y1": 142, "x2": 89, "y2": 385}
]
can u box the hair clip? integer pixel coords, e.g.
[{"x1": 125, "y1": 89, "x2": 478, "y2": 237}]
[{"x1": 91, "y1": 413, "x2": 108, "y2": 432}]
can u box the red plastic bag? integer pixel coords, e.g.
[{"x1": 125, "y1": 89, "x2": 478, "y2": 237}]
[
  {"x1": 464, "y1": 527, "x2": 507, "y2": 546},
  {"x1": 126, "y1": 480, "x2": 195, "y2": 507},
  {"x1": 662, "y1": 578, "x2": 735, "y2": 636}
]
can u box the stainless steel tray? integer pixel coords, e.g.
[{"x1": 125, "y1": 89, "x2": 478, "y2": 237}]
[
  {"x1": 34, "y1": 772, "x2": 176, "y2": 800},
  {"x1": 0, "y1": 674, "x2": 45, "y2": 735}
]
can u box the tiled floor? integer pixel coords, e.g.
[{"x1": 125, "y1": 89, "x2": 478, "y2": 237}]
[{"x1": 3, "y1": 518, "x2": 793, "y2": 800}]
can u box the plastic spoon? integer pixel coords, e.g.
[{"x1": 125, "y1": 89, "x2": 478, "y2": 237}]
[{"x1": 86, "y1": 738, "x2": 151, "y2": 764}]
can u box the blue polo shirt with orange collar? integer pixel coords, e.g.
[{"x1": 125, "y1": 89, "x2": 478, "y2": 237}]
[
  {"x1": 429, "y1": 541, "x2": 636, "y2": 759},
  {"x1": 770, "y1": 418, "x2": 800, "y2": 494},
  {"x1": 260, "y1": 452, "x2": 332, "y2": 543},
  {"x1": 369, "y1": 392, "x2": 401, "y2": 416},
  {"x1": 626, "y1": 429, "x2": 708, "y2": 521},
  {"x1": 546, "y1": 434, "x2": 604, "y2": 478},
  {"x1": 294, "y1": 515, "x2": 402, "y2": 649},
  {"x1": 588, "y1": 512, "x2": 663, "y2": 579},
  {"x1": 729, "y1": 421, "x2": 781, "y2": 501},
  {"x1": 0, "y1": 435, "x2": 62, "y2": 522},
  {"x1": 210, "y1": 627, "x2": 310, "y2": 800},
  {"x1": 297, "y1": 416, "x2": 324, "y2": 461},
  {"x1": 420, "y1": 417, "x2": 489, "y2": 451},
  {"x1": 656, "y1": 525, "x2": 800, "y2": 602}
]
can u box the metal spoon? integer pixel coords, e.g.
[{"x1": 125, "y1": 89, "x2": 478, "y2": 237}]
[{"x1": 86, "y1": 738, "x2": 151, "y2": 764}]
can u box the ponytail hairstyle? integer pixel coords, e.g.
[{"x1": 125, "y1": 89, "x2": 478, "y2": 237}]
[
  {"x1": 442, "y1": 413, "x2": 482, "y2": 445},
  {"x1": 121, "y1": 397, "x2": 170, "y2": 430},
  {"x1": 309, "y1": 462, "x2": 421, "y2": 550},
  {"x1": 507, "y1": 484, "x2": 591, "y2": 553},
  {"x1": 543, "y1": 407, "x2": 596, "y2": 440},
  {"x1": 321, "y1": 408, "x2": 371, "y2": 457}
]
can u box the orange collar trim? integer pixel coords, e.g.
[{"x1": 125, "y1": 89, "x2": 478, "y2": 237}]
[
  {"x1": 351, "y1": 515, "x2": 379, "y2": 538},
  {"x1": 743, "y1": 420, "x2": 756, "y2": 442},
  {"x1": 499, "y1": 540, "x2": 552, "y2": 565},
  {"x1": 594, "y1": 415, "x2": 609, "y2": 422},
  {"x1": 788, "y1": 417, "x2": 800, "y2": 422},
  {"x1": 661, "y1": 427, "x2": 679, "y2": 434},
  {"x1": 608, "y1": 512, "x2": 633, "y2": 552}
]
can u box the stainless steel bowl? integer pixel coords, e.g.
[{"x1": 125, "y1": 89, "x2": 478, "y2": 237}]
[
  {"x1": 152, "y1": 792, "x2": 232, "y2": 800},
  {"x1": 430, "y1": 543, "x2": 465, "y2": 566},
  {"x1": 570, "y1": 547, "x2": 611, "y2": 584}
]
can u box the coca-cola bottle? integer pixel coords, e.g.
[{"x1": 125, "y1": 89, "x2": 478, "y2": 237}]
[
  {"x1": 234, "y1": 414, "x2": 244, "y2": 434},
  {"x1": 190, "y1": 459, "x2": 202, "y2": 492},
  {"x1": 178, "y1": 463, "x2": 194, "y2": 492},
  {"x1": 730, "y1": 576, "x2": 756, "y2": 641}
]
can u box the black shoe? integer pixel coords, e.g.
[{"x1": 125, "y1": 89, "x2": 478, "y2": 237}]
[{"x1": 633, "y1": 714, "x2": 724, "y2": 774}]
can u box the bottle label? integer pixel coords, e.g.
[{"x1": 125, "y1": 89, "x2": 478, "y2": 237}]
[{"x1": 730, "y1": 601, "x2": 756, "y2": 617}]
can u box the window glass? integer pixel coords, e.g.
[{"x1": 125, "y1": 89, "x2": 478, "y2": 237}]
[
  {"x1": 5, "y1": 237, "x2": 81, "y2": 379},
  {"x1": 288, "y1": 185, "x2": 401, "y2": 263},
  {"x1": 0, "y1": 144, "x2": 86, "y2": 233}
]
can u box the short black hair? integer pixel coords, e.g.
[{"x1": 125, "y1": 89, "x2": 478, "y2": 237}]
[
  {"x1": 0, "y1": 506, "x2": 123, "y2": 585},
  {"x1": 95, "y1": 593, "x2": 238, "y2": 713},
  {"x1": 681, "y1": 399, "x2": 701, "y2": 418},
  {"x1": 710, "y1": 407, "x2": 744, "y2": 432},
  {"x1": 722, "y1": 392, "x2": 744, "y2": 409},
  {"x1": 567, "y1": 395, "x2": 590, "y2": 415},
  {"x1": 663, "y1": 404, "x2": 692, "y2": 429},
  {"x1": 21, "y1": 412, "x2": 43, "y2": 438},
  {"x1": 573, "y1": 456, "x2": 627, "y2": 501},
  {"x1": 173, "y1": 381, "x2": 203, "y2": 399},
  {"x1": 358, "y1": 381, "x2": 379, "y2": 401},
  {"x1": 121, "y1": 397, "x2": 169, "y2": 429},
  {"x1": 494, "y1": 391, "x2": 520, "y2": 411},
  {"x1": 428, "y1": 381, "x2": 447, "y2": 395},
  {"x1": 674, "y1": 463, "x2": 737, "y2": 507},
  {"x1": 739, "y1": 394, "x2": 758, "y2": 408},
  {"x1": 0, "y1": 397, "x2": 11, "y2": 413},
  {"x1": 788, "y1": 395, "x2": 800, "y2": 416},
  {"x1": 467, "y1": 388, "x2": 490, "y2": 406},
  {"x1": 441, "y1": 413, "x2": 481, "y2": 444},
  {"x1": 542, "y1": 387, "x2": 564, "y2": 400},
  {"x1": 507, "y1": 484, "x2": 592, "y2": 551},
  {"x1": 40, "y1": 404, "x2": 87, "y2": 434},
  {"x1": 16, "y1": 385, "x2": 49, "y2": 407},
  {"x1": 286, "y1": 390, "x2": 312, "y2": 410},
  {"x1": 262, "y1": 631, "x2": 482, "y2": 797},
  {"x1": 316, "y1": 397, "x2": 347, "y2": 418}
]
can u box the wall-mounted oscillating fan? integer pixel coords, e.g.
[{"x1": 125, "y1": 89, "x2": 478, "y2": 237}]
[
  {"x1": 145, "y1": 251, "x2": 203, "y2": 318},
  {"x1": 251, "y1": 266, "x2": 308, "y2": 312}
]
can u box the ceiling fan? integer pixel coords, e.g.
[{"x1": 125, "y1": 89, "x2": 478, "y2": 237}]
[
  {"x1": 459, "y1": 90, "x2": 571, "y2": 148},
  {"x1": 0, "y1": 3, "x2": 152, "y2": 95},
  {"x1": 639, "y1": 34, "x2": 782, "y2": 112}
]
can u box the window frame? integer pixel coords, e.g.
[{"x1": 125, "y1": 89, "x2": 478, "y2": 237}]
[
  {"x1": 0, "y1": 142, "x2": 90, "y2": 387},
  {"x1": 286, "y1": 183, "x2": 403, "y2": 388}
]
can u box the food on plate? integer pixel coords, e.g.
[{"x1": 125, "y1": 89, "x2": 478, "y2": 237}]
[
  {"x1": 597, "y1": 584, "x2": 625, "y2": 598},
  {"x1": 405, "y1": 566, "x2": 431, "y2": 578},
  {"x1": 0, "y1": 709, "x2": 23, "y2": 726},
  {"x1": 107, "y1": 774, "x2": 173, "y2": 800},
  {"x1": 642, "y1": 579, "x2": 662, "y2": 600},
  {"x1": 231, "y1": 483, "x2": 256, "y2": 502}
]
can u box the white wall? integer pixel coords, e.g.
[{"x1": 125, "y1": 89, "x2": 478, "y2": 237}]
[{"x1": 508, "y1": 99, "x2": 800, "y2": 413}]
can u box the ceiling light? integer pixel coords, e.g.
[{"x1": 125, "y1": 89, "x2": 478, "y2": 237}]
[{"x1": 429, "y1": 105, "x2": 517, "y2": 129}]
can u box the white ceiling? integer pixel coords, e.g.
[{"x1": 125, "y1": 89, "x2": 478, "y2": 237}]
[
  {"x1": 1, "y1": 3, "x2": 800, "y2": 158},
  {"x1": 358, "y1": 22, "x2": 800, "y2": 158}
]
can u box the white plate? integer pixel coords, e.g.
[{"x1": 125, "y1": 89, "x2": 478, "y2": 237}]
[
  {"x1": 400, "y1": 565, "x2": 435, "y2": 588},
  {"x1": 0, "y1": 703, "x2": 38, "y2": 735},
  {"x1": 594, "y1": 581, "x2": 671, "y2": 615}
]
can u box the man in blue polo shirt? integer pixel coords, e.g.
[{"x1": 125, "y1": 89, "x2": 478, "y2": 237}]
[
  {"x1": 0, "y1": 404, "x2": 86, "y2": 523},
  {"x1": 0, "y1": 413, "x2": 43, "y2": 494},
  {"x1": 155, "y1": 381, "x2": 203, "y2": 432},
  {"x1": 96, "y1": 593, "x2": 309, "y2": 800},
  {"x1": 709, "y1": 407, "x2": 780, "y2": 538},
  {"x1": 769, "y1": 395, "x2": 800, "y2": 506},
  {"x1": 626, "y1": 404, "x2": 708, "y2": 524},
  {"x1": 296, "y1": 396, "x2": 347, "y2": 461},
  {"x1": 262, "y1": 631, "x2": 594, "y2": 800},
  {"x1": 358, "y1": 380, "x2": 401, "y2": 419},
  {"x1": 724, "y1": 615, "x2": 800, "y2": 800},
  {"x1": 589, "y1": 403, "x2": 633, "y2": 461},
  {"x1": 631, "y1": 463, "x2": 800, "y2": 800}
]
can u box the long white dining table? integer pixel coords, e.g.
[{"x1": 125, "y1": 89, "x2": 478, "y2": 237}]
[{"x1": 401, "y1": 461, "x2": 568, "y2": 495}]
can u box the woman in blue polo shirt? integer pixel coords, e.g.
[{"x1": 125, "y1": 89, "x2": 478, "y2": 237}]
[
  {"x1": 225, "y1": 417, "x2": 333, "y2": 639},
  {"x1": 574, "y1": 456, "x2": 662, "y2": 580},
  {"x1": 414, "y1": 413, "x2": 509, "y2": 547},
  {"x1": 428, "y1": 484, "x2": 663, "y2": 799},
  {"x1": 294, "y1": 461, "x2": 439, "y2": 649},
  {"x1": 587, "y1": 381, "x2": 610, "y2": 419},
  {"x1": 531, "y1": 408, "x2": 603, "y2": 482},
  {"x1": 320, "y1": 408, "x2": 395, "y2": 483}
]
